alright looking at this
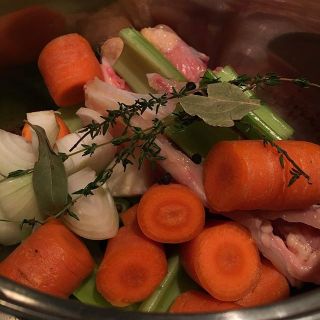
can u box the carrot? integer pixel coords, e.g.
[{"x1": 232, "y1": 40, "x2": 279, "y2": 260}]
[
  {"x1": 0, "y1": 219, "x2": 94, "y2": 298},
  {"x1": 180, "y1": 221, "x2": 261, "y2": 301},
  {"x1": 119, "y1": 204, "x2": 138, "y2": 226},
  {"x1": 96, "y1": 225, "x2": 167, "y2": 306},
  {"x1": 237, "y1": 259, "x2": 289, "y2": 307},
  {"x1": 0, "y1": 6, "x2": 65, "y2": 67},
  {"x1": 170, "y1": 290, "x2": 240, "y2": 314},
  {"x1": 203, "y1": 140, "x2": 320, "y2": 212},
  {"x1": 137, "y1": 184, "x2": 205, "y2": 243},
  {"x1": 22, "y1": 114, "x2": 70, "y2": 142},
  {"x1": 38, "y1": 33, "x2": 103, "y2": 107}
]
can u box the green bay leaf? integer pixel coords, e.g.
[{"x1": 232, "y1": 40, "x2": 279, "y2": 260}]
[
  {"x1": 178, "y1": 82, "x2": 260, "y2": 127},
  {"x1": 30, "y1": 124, "x2": 68, "y2": 216}
]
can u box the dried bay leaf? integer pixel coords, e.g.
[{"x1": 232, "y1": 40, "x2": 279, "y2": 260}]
[
  {"x1": 30, "y1": 124, "x2": 68, "y2": 216},
  {"x1": 178, "y1": 82, "x2": 260, "y2": 127}
]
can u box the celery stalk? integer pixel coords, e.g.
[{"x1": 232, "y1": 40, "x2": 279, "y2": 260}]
[
  {"x1": 165, "y1": 121, "x2": 241, "y2": 157},
  {"x1": 138, "y1": 255, "x2": 198, "y2": 313},
  {"x1": 57, "y1": 107, "x2": 82, "y2": 133},
  {"x1": 114, "y1": 28, "x2": 185, "y2": 93},
  {"x1": 138, "y1": 255, "x2": 180, "y2": 312},
  {"x1": 214, "y1": 66, "x2": 294, "y2": 140}
]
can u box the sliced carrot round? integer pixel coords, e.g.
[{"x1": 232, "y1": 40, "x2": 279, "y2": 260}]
[
  {"x1": 137, "y1": 184, "x2": 205, "y2": 243},
  {"x1": 170, "y1": 290, "x2": 240, "y2": 314},
  {"x1": 181, "y1": 221, "x2": 261, "y2": 301},
  {"x1": 237, "y1": 259, "x2": 289, "y2": 307},
  {"x1": 96, "y1": 226, "x2": 167, "y2": 306},
  {"x1": 55, "y1": 114, "x2": 71, "y2": 139}
]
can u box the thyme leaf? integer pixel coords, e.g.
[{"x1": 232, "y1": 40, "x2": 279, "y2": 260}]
[
  {"x1": 263, "y1": 138, "x2": 311, "y2": 186},
  {"x1": 6, "y1": 169, "x2": 33, "y2": 179}
]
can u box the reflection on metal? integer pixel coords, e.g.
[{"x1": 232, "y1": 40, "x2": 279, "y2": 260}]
[{"x1": 0, "y1": 311, "x2": 20, "y2": 320}]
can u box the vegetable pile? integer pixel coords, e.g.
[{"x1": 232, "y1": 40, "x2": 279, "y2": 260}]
[{"x1": 1, "y1": 13, "x2": 320, "y2": 315}]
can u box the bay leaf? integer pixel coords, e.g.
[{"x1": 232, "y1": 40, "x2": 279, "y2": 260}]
[
  {"x1": 178, "y1": 82, "x2": 260, "y2": 127},
  {"x1": 30, "y1": 124, "x2": 69, "y2": 216}
]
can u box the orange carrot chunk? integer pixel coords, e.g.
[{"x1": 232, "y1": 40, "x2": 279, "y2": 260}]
[
  {"x1": 170, "y1": 290, "x2": 240, "y2": 314},
  {"x1": 0, "y1": 6, "x2": 65, "y2": 67},
  {"x1": 180, "y1": 221, "x2": 261, "y2": 301},
  {"x1": 55, "y1": 114, "x2": 71, "y2": 139},
  {"x1": 22, "y1": 114, "x2": 70, "y2": 142},
  {"x1": 119, "y1": 204, "x2": 138, "y2": 226},
  {"x1": 203, "y1": 140, "x2": 320, "y2": 212},
  {"x1": 237, "y1": 259, "x2": 289, "y2": 307},
  {"x1": 0, "y1": 219, "x2": 94, "y2": 298},
  {"x1": 137, "y1": 184, "x2": 205, "y2": 243},
  {"x1": 38, "y1": 33, "x2": 103, "y2": 107},
  {"x1": 96, "y1": 225, "x2": 167, "y2": 307}
]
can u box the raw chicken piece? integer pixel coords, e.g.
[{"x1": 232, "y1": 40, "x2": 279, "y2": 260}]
[
  {"x1": 84, "y1": 78, "x2": 206, "y2": 203},
  {"x1": 259, "y1": 205, "x2": 320, "y2": 230},
  {"x1": 141, "y1": 25, "x2": 209, "y2": 82},
  {"x1": 226, "y1": 210, "x2": 320, "y2": 285},
  {"x1": 147, "y1": 73, "x2": 186, "y2": 93},
  {"x1": 101, "y1": 37, "x2": 124, "y2": 66},
  {"x1": 101, "y1": 57, "x2": 129, "y2": 90},
  {"x1": 85, "y1": 78, "x2": 176, "y2": 123},
  {"x1": 100, "y1": 37, "x2": 134, "y2": 91}
]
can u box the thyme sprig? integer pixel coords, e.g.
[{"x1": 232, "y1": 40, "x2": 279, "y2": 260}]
[
  {"x1": 0, "y1": 204, "x2": 80, "y2": 230},
  {"x1": 230, "y1": 73, "x2": 320, "y2": 91},
  {"x1": 73, "y1": 118, "x2": 167, "y2": 196},
  {"x1": 3, "y1": 72, "x2": 320, "y2": 190},
  {"x1": 263, "y1": 138, "x2": 311, "y2": 186},
  {"x1": 69, "y1": 93, "x2": 169, "y2": 152}
]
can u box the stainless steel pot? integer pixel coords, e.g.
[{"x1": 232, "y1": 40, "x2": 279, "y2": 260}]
[{"x1": 0, "y1": 1, "x2": 320, "y2": 319}]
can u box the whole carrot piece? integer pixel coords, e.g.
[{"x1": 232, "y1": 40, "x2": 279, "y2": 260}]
[
  {"x1": 137, "y1": 184, "x2": 205, "y2": 243},
  {"x1": 38, "y1": 33, "x2": 103, "y2": 107},
  {"x1": 203, "y1": 140, "x2": 320, "y2": 212},
  {"x1": 237, "y1": 259, "x2": 289, "y2": 307},
  {"x1": 96, "y1": 225, "x2": 167, "y2": 306},
  {"x1": 119, "y1": 204, "x2": 138, "y2": 226},
  {"x1": 0, "y1": 6, "x2": 65, "y2": 67},
  {"x1": 180, "y1": 221, "x2": 261, "y2": 301},
  {"x1": 170, "y1": 290, "x2": 240, "y2": 314},
  {"x1": 0, "y1": 219, "x2": 94, "y2": 298}
]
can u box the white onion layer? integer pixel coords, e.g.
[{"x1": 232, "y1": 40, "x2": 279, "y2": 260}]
[
  {"x1": 106, "y1": 160, "x2": 152, "y2": 197},
  {"x1": 64, "y1": 167, "x2": 119, "y2": 240},
  {"x1": 27, "y1": 110, "x2": 59, "y2": 150},
  {"x1": 0, "y1": 174, "x2": 44, "y2": 245},
  {"x1": 0, "y1": 129, "x2": 36, "y2": 176},
  {"x1": 55, "y1": 130, "x2": 116, "y2": 175}
]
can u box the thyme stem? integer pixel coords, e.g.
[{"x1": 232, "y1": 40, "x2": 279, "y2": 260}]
[
  {"x1": 263, "y1": 138, "x2": 311, "y2": 186},
  {"x1": 279, "y1": 78, "x2": 320, "y2": 89}
]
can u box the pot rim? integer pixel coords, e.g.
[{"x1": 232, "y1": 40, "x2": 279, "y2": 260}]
[{"x1": 0, "y1": 276, "x2": 320, "y2": 320}]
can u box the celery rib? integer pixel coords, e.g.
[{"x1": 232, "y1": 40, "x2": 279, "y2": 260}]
[
  {"x1": 213, "y1": 66, "x2": 294, "y2": 140},
  {"x1": 114, "y1": 28, "x2": 185, "y2": 93},
  {"x1": 138, "y1": 255, "x2": 199, "y2": 313},
  {"x1": 138, "y1": 255, "x2": 180, "y2": 312}
]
